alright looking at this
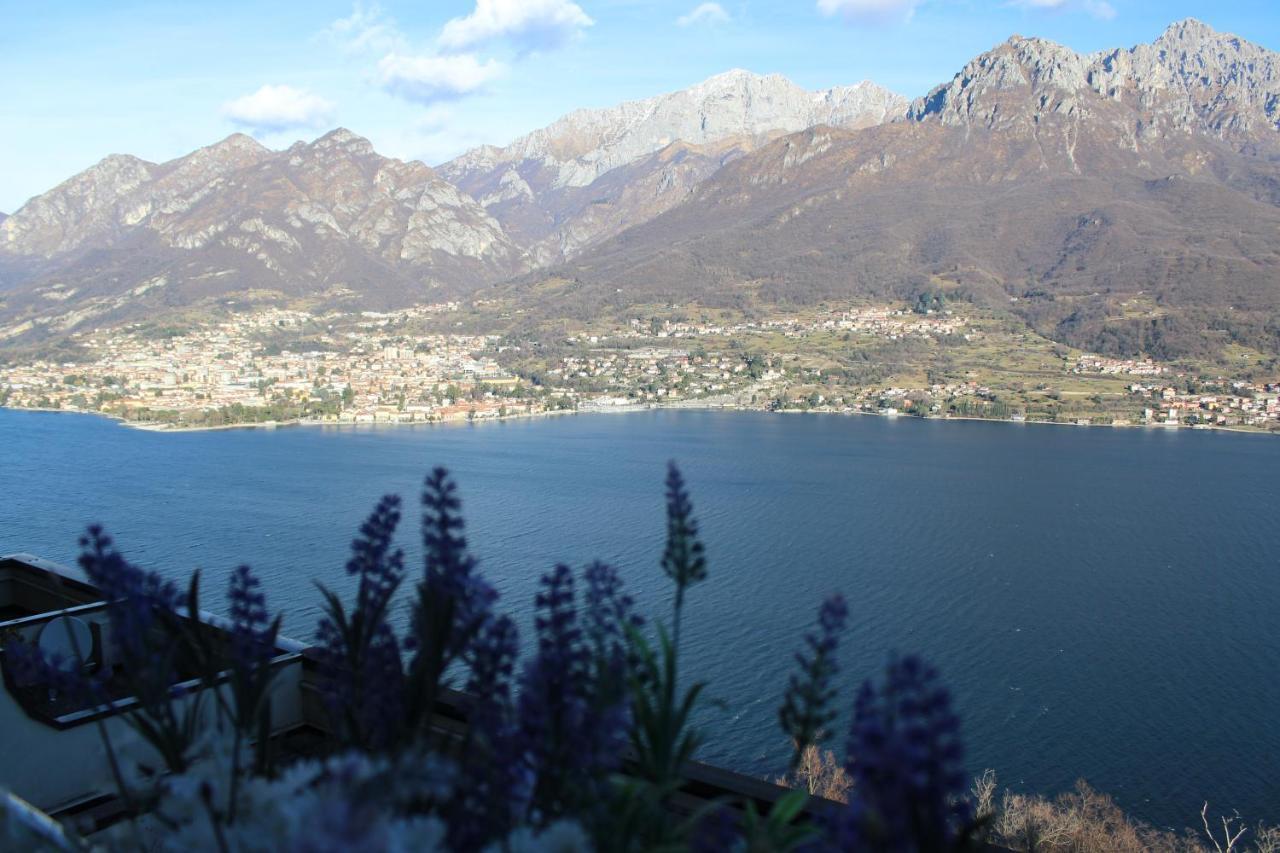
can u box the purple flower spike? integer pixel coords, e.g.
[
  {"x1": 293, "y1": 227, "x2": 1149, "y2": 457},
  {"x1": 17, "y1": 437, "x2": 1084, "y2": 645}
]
[
  {"x1": 833, "y1": 654, "x2": 972, "y2": 850},
  {"x1": 780, "y1": 594, "x2": 849, "y2": 769}
]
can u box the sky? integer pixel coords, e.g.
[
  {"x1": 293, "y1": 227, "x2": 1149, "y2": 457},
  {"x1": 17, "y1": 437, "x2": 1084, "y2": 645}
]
[{"x1": 2, "y1": 0, "x2": 1279, "y2": 212}]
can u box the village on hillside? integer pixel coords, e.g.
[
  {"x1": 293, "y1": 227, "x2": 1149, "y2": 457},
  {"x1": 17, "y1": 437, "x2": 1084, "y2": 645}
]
[{"x1": 2, "y1": 302, "x2": 1279, "y2": 432}]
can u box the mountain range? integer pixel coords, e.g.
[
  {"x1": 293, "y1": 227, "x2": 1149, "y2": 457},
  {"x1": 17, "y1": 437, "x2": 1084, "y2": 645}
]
[{"x1": 3, "y1": 18, "x2": 1279, "y2": 361}]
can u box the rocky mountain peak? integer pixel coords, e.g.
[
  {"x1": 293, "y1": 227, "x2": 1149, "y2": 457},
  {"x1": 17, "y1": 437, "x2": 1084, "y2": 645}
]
[
  {"x1": 164, "y1": 133, "x2": 270, "y2": 179},
  {"x1": 1157, "y1": 17, "x2": 1218, "y2": 45},
  {"x1": 307, "y1": 127, "x2": 377, "y2": 157},
  {"x1": 98, "y1": 152, "x2": 152, "y2": 170},
  {"x1": 1096, "y1": 18, "x2": 1280, "y2": 138},
  {"x1": 439, "y1": 69, "x2": 907, "y2": 193},
  {"x1": 200, "y1": 132, "x2": 268, "y2": 158},
  {"x1": 1146, "y1": 17, "x2": 1266, "y2": 78},
  {"x1": 910, "y1": 19, "x2": 1280, "y2": 143},
  {"x1": 1, "y1": 126, "x2": 515, "y2": 284},
  {"x1": 430, "y1": 69, "x2": 907, "y2": 265},
  {"x1": 907, "y1": 30, "x2": 1100, "y2": 125},
  {"x1": 0, "y1": 153, "x2": 156, "y2": 256},
  {"x1": 0, "y1": 127, "x2": 525, "y2": 340},
  {"x1": 684, "y1": 68, "x2": 797, "y2": 100},
  {"x1": 1003, "y1": 35, "x2": 1089, "y2": 89},
  {"x1": 692, "y1": 67, "x2": 760, "y2": 87}
]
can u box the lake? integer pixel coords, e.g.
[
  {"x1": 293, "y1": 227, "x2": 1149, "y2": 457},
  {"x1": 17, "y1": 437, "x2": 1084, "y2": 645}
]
[{"x1": 2, "y1": 407, "x2": 1277, "y2": 828}]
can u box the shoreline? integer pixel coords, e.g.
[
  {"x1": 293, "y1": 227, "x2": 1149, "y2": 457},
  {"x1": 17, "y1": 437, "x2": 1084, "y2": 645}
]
[
  {"x1": 4, "y1": 402, "x2": 1276, "y2": 438},
  {"x1": 144, "y1": 407, "x2": 584, "y2": 433}
]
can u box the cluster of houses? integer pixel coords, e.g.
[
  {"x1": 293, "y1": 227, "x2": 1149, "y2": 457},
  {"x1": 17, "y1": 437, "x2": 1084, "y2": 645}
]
[
  {"x1": 1075, "y1": 356, "x2": 1166, "y2": 376},
  {"x1": 572, "y1": 306, "x2": 969, "y2": 344},
  {"x1": 548, "y1": 347, "x2": 765, "y2": 402},
  {"x1": 1131, "y1": 382, "x2": 1280, "y2": 427},
  {"x1": 0, "y1": 307, "x2": 533, "y2": 426}
]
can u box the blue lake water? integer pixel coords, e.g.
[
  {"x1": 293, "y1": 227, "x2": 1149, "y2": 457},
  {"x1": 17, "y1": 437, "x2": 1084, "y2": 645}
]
[{"x1": 1, "y1": 407, "x2": 1278, "y2": 828}]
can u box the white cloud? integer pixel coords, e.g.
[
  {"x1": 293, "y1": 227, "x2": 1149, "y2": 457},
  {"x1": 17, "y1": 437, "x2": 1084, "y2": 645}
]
[
  {"x1": 222, "y1": 85, "x2": 335, "y2": 133},
  {"x1": 323, "y1": 1, "x2": 405, "y2": 55},
  {"x1": 377, "y1": 53, "x2": 506, "y2": 104},
  {"x1": 677, "y1": 3, "x2": 731, "y2": 27},
  {"x1": 438, "y1": 0, "x2": 593, "y2": 53},
  {"x1": 1011, "y1": 0, "x2": 1116, "y2": 19},
  {"x1": 325, "y1": 1, "x2": 586, "y2": 110},
  {"x1": 816, "y1": 0, "x2": 920, "y2": 24}
]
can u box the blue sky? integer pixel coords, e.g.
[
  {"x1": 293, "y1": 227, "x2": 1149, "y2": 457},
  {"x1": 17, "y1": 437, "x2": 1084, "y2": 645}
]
[{"x1": 2, "y1": 0, "x2": 1278, "y2": 212}]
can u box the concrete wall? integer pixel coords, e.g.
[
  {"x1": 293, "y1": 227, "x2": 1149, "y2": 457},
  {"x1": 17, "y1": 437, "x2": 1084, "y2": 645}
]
[{"x1": 0, "y1": 651, "x2": 304, "y2": 813}]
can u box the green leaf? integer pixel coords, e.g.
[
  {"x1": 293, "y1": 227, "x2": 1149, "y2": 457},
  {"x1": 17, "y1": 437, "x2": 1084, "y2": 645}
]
[{"x1": 769, "y1": 789, "x2": 809, "y2": 826}]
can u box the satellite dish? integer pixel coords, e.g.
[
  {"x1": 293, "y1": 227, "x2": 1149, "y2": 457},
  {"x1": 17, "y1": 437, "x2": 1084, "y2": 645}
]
[{"x1": 37, "y1": 615, "x2": 94, "y2": 669}]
